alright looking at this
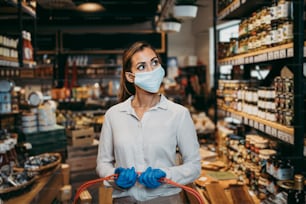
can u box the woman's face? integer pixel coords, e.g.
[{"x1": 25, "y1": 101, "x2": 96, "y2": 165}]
[{"x1": 130, "y1": 47, "x2": 160, "y2": 74}]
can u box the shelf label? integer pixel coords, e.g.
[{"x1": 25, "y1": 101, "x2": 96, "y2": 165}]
[
  {"x1": 249, "y1": 57, "x2": 253, "y2": 63},
  {"x1": 235, "y1": 115, "x2": 243, "y2": 122},
  {"x1": 245, "y1": 57, "x2": 249, "y2": 64},
  {"x1": 274, "y1": 51, "x2": 280, "y2": 59},
  {"x1": 259, "y1": 123, "x2": 265, "y2": 132},
  {"x1": 265, "y1": 125, "x2": 272, "y2": 135},
  {"x1": 249, "y1": 119, "x2": 254, "y2": 127},
  {"x1": 278, "y1": 131, "x2": 294, "y2": 144},
  {"x1": 279, "y1": 49, "x2": 286, "y2": 59},
  {"x1": 244, "y1": 117, "x2": 249, "y2": 125},
  {"x1": 253, "y1": 121, "x2": 259, "y2": 129},
  {"x1": 287, "y1": 48, "x2": 294, "y2": 57},
  {"x1": 271, "y1": 128, "x2": 278, "y2": 137},
  {"x1": 268, "y1": 52, "x2": 274, "y2": 60},
  {"x1": 262, "y1": 53, "x2": 268, "y2": 61}
]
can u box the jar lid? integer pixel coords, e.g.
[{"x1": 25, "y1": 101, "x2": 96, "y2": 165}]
[{"x1": 259, "y1": 149, "x2": 277, "y2": 156}]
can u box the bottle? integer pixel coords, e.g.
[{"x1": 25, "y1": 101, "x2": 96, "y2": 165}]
[{"x1": 287, "y1": 174, "x2": 305, "y2": 204}]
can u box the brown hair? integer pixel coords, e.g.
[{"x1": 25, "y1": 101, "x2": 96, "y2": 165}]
[{"x1": 118, "y1": 41, "x2": 161, "y2": 102}]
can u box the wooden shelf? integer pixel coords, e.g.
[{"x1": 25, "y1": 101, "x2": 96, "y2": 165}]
[
  {"x1": 218, "y1": 0, "x2": 269, "y2": 20},
  {"x1": 0, "y1": 56, "x2": 19, "y2": 67},
  {"x1": 8, "y1": 0, "x2": 36, "y2": 18},
  {"x1": 219, "y1": 105, "x2": 294, "y2": 144},
  {"x1": 218, "y1": 43, "x2": 297, "y2": 65}
]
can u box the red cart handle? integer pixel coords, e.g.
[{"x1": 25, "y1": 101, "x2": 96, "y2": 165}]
[{"x1": 73, "y1": 174, "x2": 205, "y2": 204}]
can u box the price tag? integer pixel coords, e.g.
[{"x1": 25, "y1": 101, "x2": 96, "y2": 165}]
[
  {"x1": 249, "y1": 57, "x2": 253, "y2": 63},
  {"x1": 259, "y1": 123, "x2": 265, "y2": 132},
  {"x1": 287, "y1": 48, "x2": 294, "y2": 57},
  {"x1": 245, "y1": 57, "x2": 249, "y2": 64},
  {"x1": 253, "y1": 121, "x2": 259, "y2": 129},
  {"x1": 271, "y1": 128, "x2": 278, "y2": 137},
  {"x1": 304, "y1": 46, "x2": 306, "y2": 57},
  {"x1": 268, "y1": 52, "x2": 274, "y2": 60},
  {"x1": 278, "y1": 131, "x2": 293, "y2": 144},
  {"x1": 239, "y1": 58, "x2": 244, "y2": 64},
  {"x1": 244, "y1": 117, "x2": 249, "y2": 125},
  {"x1": 261, "y1": 53, "x2": 267, "y2": 61},
  {"x1": 274, "y1": 51, "x2": 280, "y2": 59},
  {"x1": 279, "y1": 49, "x2": 286, "y2": 58},
  {"x1": 249, "y1": 119, "x2": 254, "y2": 127},
  {"x1": 265, "y1": 126, "x2": 272, "y2": 135}
]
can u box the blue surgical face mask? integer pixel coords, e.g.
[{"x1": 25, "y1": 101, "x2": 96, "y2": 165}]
[{"x1": 133, "y1": 66, "x2": 165, "y2": 93}]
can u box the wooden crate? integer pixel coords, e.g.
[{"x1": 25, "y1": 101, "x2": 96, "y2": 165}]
[
  {"x1": 66, "y1": 155, "x2": 97, "y2": 172},
  {"x1": 66, "y1": 144, "x2": 98, "y2": 172},
  {"x1": 66, "y1": 127, "x2": 94, "y2": 147},
  {"x1": 78, "y1": 190, "x2": 92, "y2": 204},
  {"x1": 67, "y1": 144, "x2": 98, "y2": 159}
]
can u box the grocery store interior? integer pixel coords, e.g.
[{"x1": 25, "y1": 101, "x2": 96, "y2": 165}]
[{"x1": 0, "y1": 0, "x2": 305, "y2": 204}]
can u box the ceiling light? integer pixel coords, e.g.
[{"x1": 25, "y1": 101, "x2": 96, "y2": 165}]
[
  {"x1": 160, "y1": 17, "x2": 182, "y2": 33},
  {"x1": 173, "y1": 4, "x2": 198, "y2": 19},
  {"x1": 173, "y1": 0, "x2": 198, "y2": 20},
  {"x1": 77, "y1": 2, "x2": 105, "y2": 12}
]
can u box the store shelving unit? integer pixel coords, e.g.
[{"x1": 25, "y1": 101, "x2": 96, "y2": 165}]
[{"x1": 213, "y1": 0, "x2": 305, "y2": 171}]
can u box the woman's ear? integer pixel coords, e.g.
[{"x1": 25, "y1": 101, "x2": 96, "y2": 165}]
[{"x1": 125, "y1": 72, "x2": 134, "y2": 83}]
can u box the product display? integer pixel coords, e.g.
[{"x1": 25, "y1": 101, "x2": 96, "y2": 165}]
[{"x1": 0, "y1": 0, "x2": 305, "y2": 203}]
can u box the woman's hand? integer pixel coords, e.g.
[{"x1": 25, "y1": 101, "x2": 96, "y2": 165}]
[
  {"x1": 114, "y1": 167, "x2": 137, "y2": 189},
  {"x1": 138, "y1": 167, "x2": 166, "y2": 188}
]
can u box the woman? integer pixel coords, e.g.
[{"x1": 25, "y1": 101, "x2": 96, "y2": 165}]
[{"x1": 96, "y1": 41, "x2": 201, "y2": 204}]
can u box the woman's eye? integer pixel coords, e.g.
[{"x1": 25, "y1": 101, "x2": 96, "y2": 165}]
[
  {"x1": 152, "y1": 59, "x2": 160, "y2": 66},
  {"x1": 137, "y1": 64, "x2": 145, "y2": 71}
]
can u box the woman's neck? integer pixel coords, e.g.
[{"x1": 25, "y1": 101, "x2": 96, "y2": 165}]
[{"x1": 132, "y1": 92, "x2": 160, "y2": 108}]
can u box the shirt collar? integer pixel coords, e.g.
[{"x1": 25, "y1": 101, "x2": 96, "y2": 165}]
[{"x1": 119, "y1": 94, "x2": 168, "y2": 114}]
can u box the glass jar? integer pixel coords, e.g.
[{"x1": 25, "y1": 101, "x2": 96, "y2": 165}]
[
  {"x1": 283, "y1": 110, "x2": 294, "y2": 126},
  {"x1": 283, "y1": 77, "x2": 294, "y2": 93},
  {"x1": 277, "y1": 20, "x2": 284, "y2": 45},
  {"x1": 271, "y1": 21, "x2": 279, "y2": 46},
  {"x1": 278, "y1": 0, "x2": 293, "y2": 20},
  {"x1": 270, "y1": 0, "x2": 279, "y2": 21},
  {"x1": 275, "y1": 159, "x2": 294, "y2": 180}
]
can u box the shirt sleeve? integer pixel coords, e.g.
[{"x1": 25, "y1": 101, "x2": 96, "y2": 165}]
[
  {"x1": 162, "y1": 107, "x2": 201, "y2": 185},
  {"x1": 96, "y1": 111, "x2": 116, "y2": 178}
]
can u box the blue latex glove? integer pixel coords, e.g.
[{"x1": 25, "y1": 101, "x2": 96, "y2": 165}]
[
  {"x1": 114, "y1": 167, "x2": 137, "y2": 189},
  {"x1": 138, "y1": 167, "x2": 166, "y2": 188}
]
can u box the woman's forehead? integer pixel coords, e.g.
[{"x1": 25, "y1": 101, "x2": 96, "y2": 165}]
[{"x1": 132, "y1": 48, "x2": 156, "y2": 63}]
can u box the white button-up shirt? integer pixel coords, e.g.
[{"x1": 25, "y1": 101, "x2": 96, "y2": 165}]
[{"x1": 96, "y1": 95, "x2": 201, "y2": 201}]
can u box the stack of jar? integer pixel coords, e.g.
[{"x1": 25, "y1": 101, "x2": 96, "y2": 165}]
[
  {"x1": 217, "y1": 80, "x2": 250, "y2": 109},
  {"x1": 242, "y1": 87, "x2": 258, "y2": 116},
  {"x1": 257, "y1": 87, "x2": 277, "y2": 122},
  {"x1": 237, "y1": 0, "x2": 293, "y2": 55},
  {"x1": 223, "y1": 133, "x2": 280, "y2": 198},
  {"x1": 218, "y1": 0, "x2": 234, "y2": 13},
  {"x1": 244, "y1": 134, "x2": 279, "y2": 199},
  {"x1": 274, "y1": 75, "x2": 294, "y2": 126},
  {"x1": 0, "y1": 35, "x2": 18, "y2": 60}
]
